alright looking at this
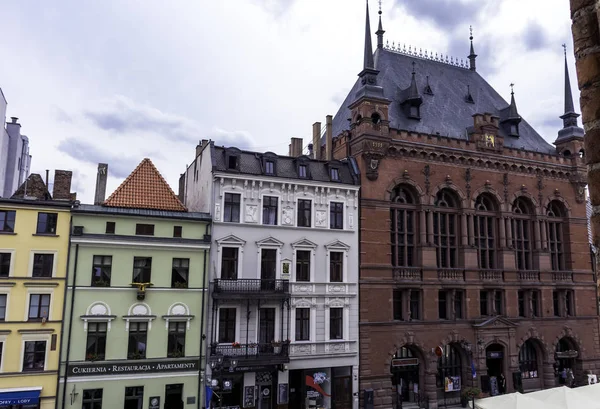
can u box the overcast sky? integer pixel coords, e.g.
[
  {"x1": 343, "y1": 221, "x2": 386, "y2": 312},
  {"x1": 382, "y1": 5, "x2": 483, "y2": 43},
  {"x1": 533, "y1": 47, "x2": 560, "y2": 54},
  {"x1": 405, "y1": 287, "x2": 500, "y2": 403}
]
[{"x1": 0, "y1": 0, "x2": 577, "y2": 203}]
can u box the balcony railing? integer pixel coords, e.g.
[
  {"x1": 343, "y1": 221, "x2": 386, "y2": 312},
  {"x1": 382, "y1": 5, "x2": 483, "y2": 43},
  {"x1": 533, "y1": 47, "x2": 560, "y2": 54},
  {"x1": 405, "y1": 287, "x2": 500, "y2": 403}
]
[
  {"x1": 210, "y1": 342, "x2": 290, "y2": 363},
  {"x1": 438, "y1": 268, "x2": 465, "y2": 281},
  {"x1": 479, "y1": 270, "x2": 504, "y2": 281},
  {"x1": 518, "y1": 270, "x2": 540, "y2": 281},
  {"x1": 213, "y1": 279, "x2": 289, "y2": 297},
  {"x1": 393, "y1": 267, "x2": 422, "y2": 281},
  {"x1": 552, "y1": 271, "x2": 573, "y2": 282}
]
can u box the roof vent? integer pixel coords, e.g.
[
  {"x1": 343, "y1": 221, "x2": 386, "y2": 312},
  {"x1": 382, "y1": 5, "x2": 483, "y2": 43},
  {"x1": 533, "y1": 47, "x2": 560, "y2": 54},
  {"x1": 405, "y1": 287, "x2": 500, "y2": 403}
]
[
  {"x1": 465, "y1": 85, "x2": 474, "y2": 104},
  {"x1": 424, "y1": 76, "x2": 433, "y2": 95}
]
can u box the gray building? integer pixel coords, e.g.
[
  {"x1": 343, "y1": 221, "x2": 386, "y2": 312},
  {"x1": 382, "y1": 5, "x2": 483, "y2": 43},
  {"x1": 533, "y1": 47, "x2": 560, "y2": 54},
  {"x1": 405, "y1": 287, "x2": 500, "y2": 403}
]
[
  {"x1": 181, "y1": 138, "x2": 360, "y2": 409},
  {"x1": 0, "y1": 88, "x2": 32, "y2": 197}
]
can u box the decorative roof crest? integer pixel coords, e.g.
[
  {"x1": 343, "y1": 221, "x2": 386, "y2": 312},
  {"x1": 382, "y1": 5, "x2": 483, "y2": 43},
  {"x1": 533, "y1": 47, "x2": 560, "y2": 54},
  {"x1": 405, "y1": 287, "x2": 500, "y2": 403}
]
[{"x1": 384, "y1": 40, "x2": 469, "y2": 69}]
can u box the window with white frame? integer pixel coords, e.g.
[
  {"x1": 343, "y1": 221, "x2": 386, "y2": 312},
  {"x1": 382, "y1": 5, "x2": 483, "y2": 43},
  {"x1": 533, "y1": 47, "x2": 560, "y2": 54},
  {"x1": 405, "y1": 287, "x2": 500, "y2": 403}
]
[
  {"x1": 262, "y1": 196, "x2": 278, "y2": 225},
  {"x1": 28, "y1": 294, "x2": 50, "y2": 321},
  {"x1": 0, "y1": 294, "x2": 6, "y2": 321},
  {"x1": 22, "y1": 339, "x2": 47, "y2": 371},
  {"x1": 325, "y1": 240, "x2": 349, "y2": 283},
  {"x1": 218, "y1": 308, "x2": 236, "y2": 343},
  {"x1": 329, "y1": 308, "x2": 343, "y2": 340},
  {"x1": 295, "y1": 250, "x2": 311, "y2": 282},
  {"x1": 32, "y1": 253, "x2": 54, "y2": 277},
  {"x1": 0, "y1": 252, "x2": 12, "y2": 277},
  {"x1": 295, "y1": 308, "x2": 310, "y2": 341}
]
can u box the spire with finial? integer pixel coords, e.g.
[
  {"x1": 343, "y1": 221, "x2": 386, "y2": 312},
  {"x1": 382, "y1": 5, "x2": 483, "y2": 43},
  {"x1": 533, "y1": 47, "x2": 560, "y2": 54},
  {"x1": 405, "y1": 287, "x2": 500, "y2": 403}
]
[
  {"x1": 408, "y1": 62, "x2": 419, "y2": 98},
  {"x1": 501, "y1": 83, "x2": 522, "y2": 137},
  {"x1": 468, "y1": 25, "x2": 477, "y2": 71},
  {"x1": 363, "y1": 0, "x2": 375, "y2": 70},
  {"x1": 376, "y1": 0, "x2": 385, "y2": 49},
  {"x1": 556, "y1": 44, "x2": 584, "y2": 144},
  {"x1": 508, "y1": 83, "x2": 519, "y2": 118}
]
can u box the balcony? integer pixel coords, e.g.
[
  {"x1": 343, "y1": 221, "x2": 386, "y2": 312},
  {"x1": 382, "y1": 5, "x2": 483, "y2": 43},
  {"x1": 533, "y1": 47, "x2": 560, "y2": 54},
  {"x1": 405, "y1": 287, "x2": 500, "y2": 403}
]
[
  {"x1": 437, "y1": 268, "x2": 465, "y2": 281},
  {"x1": 552, "y1": 271, "x2": 573, "y2": 282},
  {"x1": 210, "y1": 342, "x2": 290, "y2": 367},
  {"x1": 212, "y1": 279, "x2": 290, "y2": 299},
  {"x1": 393, "y1": 267, "x2": 422, "y2": 282},
  {"x1": 518, "y1": 270, "x2": 540, "y2": 281},
  {"x1": 479, "y1": 270, "x2": 504, "y2": 282}
]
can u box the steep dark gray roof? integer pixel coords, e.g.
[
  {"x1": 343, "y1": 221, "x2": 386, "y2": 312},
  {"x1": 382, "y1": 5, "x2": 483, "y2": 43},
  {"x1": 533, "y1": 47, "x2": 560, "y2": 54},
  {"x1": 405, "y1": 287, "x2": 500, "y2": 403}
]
[
  {"x1": 331, "y1": 48, "x2": 556, "y2": 154},
  {"x1": 210, "y1": 144, "x2": 358, "y2": 185}
]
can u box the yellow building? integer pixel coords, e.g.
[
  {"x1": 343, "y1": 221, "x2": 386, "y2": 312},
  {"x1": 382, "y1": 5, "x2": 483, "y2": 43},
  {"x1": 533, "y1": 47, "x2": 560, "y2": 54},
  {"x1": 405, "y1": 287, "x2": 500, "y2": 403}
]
[{"x1": 0, "y1": 172, "x2": 74, "y2": 409}]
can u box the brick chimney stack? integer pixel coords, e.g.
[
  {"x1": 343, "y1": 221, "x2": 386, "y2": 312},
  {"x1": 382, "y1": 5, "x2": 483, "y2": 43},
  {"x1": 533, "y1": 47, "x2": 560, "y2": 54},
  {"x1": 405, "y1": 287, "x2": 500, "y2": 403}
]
[
  {"x1": 94, "y1": 163, "x2": 108, "y2": 205},
  {"x1": 325, "y1": 115, "x2": 333, "y2": 160},
  {"x1": 312, "y1": 122, "x2": 321, "y2": 160},
  {"x1": 289, "y1": 137, "x2": 303, "y2": 157},
  {"x1": 52, "y1": 170, "x2": 73, "y2": 200}
]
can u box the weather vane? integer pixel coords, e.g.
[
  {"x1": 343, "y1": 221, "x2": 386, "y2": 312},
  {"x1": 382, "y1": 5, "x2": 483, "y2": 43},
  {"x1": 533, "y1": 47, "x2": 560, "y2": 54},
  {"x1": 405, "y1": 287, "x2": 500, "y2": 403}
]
[
  {"x1": 562, "y1": 43, "x2": 567, "y2": 56},
  {"x1": 510, "y1": 83, "x2": 515, "y2": 94},
  {"x1": 470, "y1": 25, "x2": 473, "y2": 40}
]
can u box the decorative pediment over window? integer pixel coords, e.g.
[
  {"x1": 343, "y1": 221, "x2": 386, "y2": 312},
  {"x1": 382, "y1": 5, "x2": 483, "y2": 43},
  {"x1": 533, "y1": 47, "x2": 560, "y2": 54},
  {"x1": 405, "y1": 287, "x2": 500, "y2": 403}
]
[
  {"x1": 162, "y1": 303, "x2": 195, "y2": 330},
  {"x1": 292, "y1": 297, "x2": 316, "y2": 308},
  {"x1": 326, "y1": 297, "x2": 348, "y2": 308},
  {"x1": 324, "y1": 240, "x2": 350, "y2": 251},
  {"x1": 472, "y1": 316, "x2": 518, "y2": 329},
  {"x1": 80, "y1": 302, "x2": 117, "y2": 331},
  {"x1": 291, "y1": 238, "x2": 318, "y2": 249},
  {"x1": 256, "y1": 236, "x2": 284, "y2": 248},
  {"x1": 123, "y1": 302, "x2": 157, "y2": 331},
  {"x1": 216, "y1": 234, "x2": 246, "y2": 247}
]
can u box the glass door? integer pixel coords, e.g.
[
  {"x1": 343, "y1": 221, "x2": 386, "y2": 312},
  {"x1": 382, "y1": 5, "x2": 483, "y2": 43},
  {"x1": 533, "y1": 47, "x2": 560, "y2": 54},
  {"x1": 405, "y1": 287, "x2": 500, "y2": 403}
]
[{"x1": 259, "y1": 308, "x2": 276, "y2": 353}]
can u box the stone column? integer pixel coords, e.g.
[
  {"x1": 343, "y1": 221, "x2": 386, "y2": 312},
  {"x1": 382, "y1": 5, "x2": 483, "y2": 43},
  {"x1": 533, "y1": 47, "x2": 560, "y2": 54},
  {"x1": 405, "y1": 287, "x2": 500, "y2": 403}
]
[
  {"x1": 468, "y1": 213, "x2": 475, "y2": 246},
  {"x1": 499, "y1": 216, "x2": 506, "y2": 248},
  {"x1": 420, "y1": 210, "x2": 427, "y2": 244},
  {"x1": 534, "y1": 219, "x2": 541, "y2": 250},
  {"x1": 427, "y1": 210, "x2": 434, "y2": 244},
  {"x1": 506, "y1": 217, "x2": 513, "y2": 247},
  {"x1": 425, "y1": 367, "x2": 438, "y2": 409},
  {"x1": 540, "y1": 219, "x2": 547, "y2": 250},
  {"x1": 461, "y1": 213, "x2": 468, "y2": 246}
]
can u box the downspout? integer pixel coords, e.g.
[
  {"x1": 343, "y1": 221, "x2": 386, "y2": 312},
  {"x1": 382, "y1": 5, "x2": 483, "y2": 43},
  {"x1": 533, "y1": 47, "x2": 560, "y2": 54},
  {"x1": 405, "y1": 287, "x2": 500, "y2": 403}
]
[
  {"x1": 197, "y1": 222, "x2": 210, "y2": 409},
  {"x1": 54, "y1": 214, "x2": 73, "y2": 409},
  {"x1": 60, "y1": 242, "x2": 79, "y2": 409}
]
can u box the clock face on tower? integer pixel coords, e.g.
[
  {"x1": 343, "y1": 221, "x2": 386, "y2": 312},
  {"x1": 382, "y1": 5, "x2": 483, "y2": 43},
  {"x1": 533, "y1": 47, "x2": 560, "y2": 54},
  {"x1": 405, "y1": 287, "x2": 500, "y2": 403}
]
[{"x1": 484, "y1": 133, "x2": 495, "y2": 147}]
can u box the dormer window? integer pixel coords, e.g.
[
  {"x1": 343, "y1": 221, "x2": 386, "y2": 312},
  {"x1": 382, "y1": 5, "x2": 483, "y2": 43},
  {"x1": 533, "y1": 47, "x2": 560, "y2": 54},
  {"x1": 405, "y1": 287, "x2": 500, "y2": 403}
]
[
  {"x1": 330, "y1": 168, "x2": 340, "y2": 181},
  {"x1": 298, "y1": 164, "x2": 307, "y2": 178},
  {"x1": 262, "y1": 152, "x2": 278, "y2": 176},
  {"x1": 409, "y1": 105, "x2": 420, "y2": 119},
  {"x1": 265, "y1": 160, "x2": 274, "y2": 175},
  {"x1": 228, "y1": 156, "x2": 238, "y2": 170}
]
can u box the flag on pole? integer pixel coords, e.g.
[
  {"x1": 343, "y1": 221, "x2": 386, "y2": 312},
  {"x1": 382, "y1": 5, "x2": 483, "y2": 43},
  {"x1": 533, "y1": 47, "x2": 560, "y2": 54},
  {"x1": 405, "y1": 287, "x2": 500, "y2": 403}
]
[
  {"x1": 471, "y1": 360, "x2": 477, "y2": 379},
  {"x1": 205, "y1": 386, "x2": 213, "y2": 408}
]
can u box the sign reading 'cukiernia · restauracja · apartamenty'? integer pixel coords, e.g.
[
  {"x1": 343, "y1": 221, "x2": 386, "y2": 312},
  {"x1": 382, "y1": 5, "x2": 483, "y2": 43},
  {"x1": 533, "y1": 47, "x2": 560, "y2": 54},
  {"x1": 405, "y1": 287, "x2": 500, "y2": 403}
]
[{"x1": 67, "y1": 358, "x2": 199, "y2": 376}]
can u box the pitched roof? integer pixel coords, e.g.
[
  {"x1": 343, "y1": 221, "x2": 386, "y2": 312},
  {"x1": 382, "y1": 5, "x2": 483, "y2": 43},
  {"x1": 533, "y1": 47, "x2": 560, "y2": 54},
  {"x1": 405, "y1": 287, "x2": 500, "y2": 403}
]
[
  {"x1": 331, "y1": 48, "x2": 556, "y2": 154},
  {"x1": 103, "y1": 158, "x2": 187, "y2": 212},
  {"x1": 11, "y1": 174, "x2": 52, "y2": 200}
]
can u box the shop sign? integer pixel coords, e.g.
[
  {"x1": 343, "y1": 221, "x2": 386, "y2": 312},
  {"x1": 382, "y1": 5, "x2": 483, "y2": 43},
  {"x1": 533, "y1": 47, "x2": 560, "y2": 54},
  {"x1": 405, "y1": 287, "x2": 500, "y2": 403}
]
[
  {"x1": 556, "y1": 350, "x2": 578, "y2": 359},
  {"x1": 486, "y1": 351, "x2": 503, "y2": 359},
  {"x1": 149, "y1": 396, "x2": 160, "y2": 409},
  {"x1": 391, "y1": 358, "x2": 419, "y2": 367},
  {"x1": 67, "y1": 358, "x2": 199, "y2": 377}
]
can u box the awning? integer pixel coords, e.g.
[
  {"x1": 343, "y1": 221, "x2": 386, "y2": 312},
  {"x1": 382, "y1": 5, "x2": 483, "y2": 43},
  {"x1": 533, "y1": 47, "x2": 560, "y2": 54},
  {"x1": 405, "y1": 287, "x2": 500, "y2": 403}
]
[{"x1": 0, "y1": 388, "x2": 41, "y2": 407}]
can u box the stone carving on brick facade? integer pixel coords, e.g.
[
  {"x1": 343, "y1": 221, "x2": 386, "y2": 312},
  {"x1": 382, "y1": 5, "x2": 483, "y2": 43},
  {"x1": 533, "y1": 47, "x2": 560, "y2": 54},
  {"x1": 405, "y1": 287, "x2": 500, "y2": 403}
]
[
  {"x1": 362, "y1": 140, "x2": 389, "y2": 181},
  {"x1": 315, "y1": 210, "x2": 327, "y2": 227},
  {"x1": 215, "y1": 204, "x2": 221, "y2": 222},
  {"x1": 503, "y1": 173, "x2": 509, "y2": 204},
  {"x1": 282, "y1": 206, "x2": 293, "y2": 225},
  {"x1": 465, "y1": 168, "x2": 472, "y2": 199},
  {"x1": 245, "y1": 205, "x2": 258, "y2": 223},
  {"x1": 386, "y1": 177, "x2": 426, "y2": 204},
  {"x1": 422, "y1": 165, "x2": 432, "y2": 195},
  {"x1": 403, "y1": 169, "x2": 410, "y2": 179},
  {"x1": 445, "y1": 174, "x2": 452, "y2": 185}
]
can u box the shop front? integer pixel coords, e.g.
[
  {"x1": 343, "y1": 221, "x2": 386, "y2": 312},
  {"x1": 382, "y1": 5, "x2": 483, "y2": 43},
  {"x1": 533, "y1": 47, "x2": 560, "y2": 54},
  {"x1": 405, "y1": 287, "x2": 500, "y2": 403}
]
[
  {"x1": 288, "y1": 366, "x2": 352, "y2": 409},
  {"x1": 0, "y1": 387, "x2": 42, "y2": 409}
]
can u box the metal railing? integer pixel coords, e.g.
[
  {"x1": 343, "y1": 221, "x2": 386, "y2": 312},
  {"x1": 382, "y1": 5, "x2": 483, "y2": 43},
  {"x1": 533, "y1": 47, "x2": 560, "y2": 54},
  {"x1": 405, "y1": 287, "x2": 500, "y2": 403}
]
[
  {"x1": 213, "y1": 278, "x2": 289, "y2": 294},
  {"x1": 210, "y1": 342, "x2": 290, "y2": 359}
]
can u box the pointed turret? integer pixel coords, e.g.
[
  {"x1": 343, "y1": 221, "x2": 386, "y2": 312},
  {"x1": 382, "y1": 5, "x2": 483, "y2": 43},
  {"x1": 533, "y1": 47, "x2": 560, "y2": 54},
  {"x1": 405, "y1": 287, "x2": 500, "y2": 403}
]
[
  {"x1": 556, "y1": 44, "x2": 584, "y2": 147},
  {"x1": 376, "y1": 3, "x2": 385, "y2": 49},
  {"x1": 400, "y1": 62, "x2": 423, "y2": 120},
  {"x1": 501, "y1": 84, "x2": 521, "y2": 137},
  {"x1": 468, "y1": 26, "x2": 477, "y2": 71},
  {"x1": 363, "y1": 0, "x2": 375, "y2": 70}
]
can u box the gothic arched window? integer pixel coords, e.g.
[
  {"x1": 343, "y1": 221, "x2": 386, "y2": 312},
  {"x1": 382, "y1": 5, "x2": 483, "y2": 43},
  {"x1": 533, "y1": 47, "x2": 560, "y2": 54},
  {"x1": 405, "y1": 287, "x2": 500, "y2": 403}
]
[
  {"x1": 437, "y1": 344, "x2": 462, "y2": 388},
  {"x1": 474, "y1": 194, "x2": 499, "y2": 269},
  {"x1": 434, "y1": 189, "x2": 460, "y2": 268},
  {"x1": 519, "y1": 340, "x2": 539, "y2": 379},
  {"x1": 512, "y1": 197, "x2": 535, "y2": 271},
  {"x1": 391, "y1": 185, "x2": 417, "y2": 267},
  {"x1": 547, "y1": 200, "x2": 567, "y2": 271}
]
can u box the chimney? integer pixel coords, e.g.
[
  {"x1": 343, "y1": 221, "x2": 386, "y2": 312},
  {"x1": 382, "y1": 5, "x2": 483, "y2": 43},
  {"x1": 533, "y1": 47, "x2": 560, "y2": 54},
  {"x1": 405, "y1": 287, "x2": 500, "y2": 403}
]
[
  {"x1": 290, "y1": 137, "x2": 303, "y2": 157},
  {"x1": 308, "y1": 143, "x2": 314, "y2": 157},
  {"x1": 6, "y1": 117, "x2": 21, "y2": 139},
  {"x1": 178, "y1": 173, "x2": 186, "y2": 203},
  {"x1": 10, "y1": 117, "x2": 18, "y2": 124},
  {"x1": 325, "y1": 115, "x2": 333, "y2": 161},
  {"x1": 312, "y1": 122, "x2": 321, "y2": 160},
  {"x1": 52, "y1": 170, "x2": 73, "y2": 200},
  {"x1": 94, "y1": 163, "x2": 109, "y2": 205}
]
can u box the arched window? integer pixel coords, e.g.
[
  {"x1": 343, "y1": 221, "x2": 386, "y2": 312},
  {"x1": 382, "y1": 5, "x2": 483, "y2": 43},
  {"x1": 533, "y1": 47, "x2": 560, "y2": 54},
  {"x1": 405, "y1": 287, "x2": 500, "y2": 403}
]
[
  {"x1": 434, "y1": 189, "x2": 460, "y2": 268},
  {"x1": 547, "y1": 200, "x2": 567, "y2": 271},
  {"x1": 512, "y1": 197, "x2": 534, "y2": 271},
  {"x1": 519, "y1": 340, "x2": 539, "y2": 379},
  {"x1": 391, "y1": 185, "x2": 417, "y2": 267},
  {"x1": 437, "y1": 344, "x2": 462, "y2": 388},
  {"x1": 474, "y1": 194, "x2": 499, "y2": 269}
]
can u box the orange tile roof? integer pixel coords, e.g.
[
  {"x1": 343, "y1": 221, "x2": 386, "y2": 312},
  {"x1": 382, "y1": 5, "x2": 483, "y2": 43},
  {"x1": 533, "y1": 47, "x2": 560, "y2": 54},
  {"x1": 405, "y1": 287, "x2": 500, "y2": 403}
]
[{"x1": 103, "y1": 158, "x2": 187, "y2": 212}]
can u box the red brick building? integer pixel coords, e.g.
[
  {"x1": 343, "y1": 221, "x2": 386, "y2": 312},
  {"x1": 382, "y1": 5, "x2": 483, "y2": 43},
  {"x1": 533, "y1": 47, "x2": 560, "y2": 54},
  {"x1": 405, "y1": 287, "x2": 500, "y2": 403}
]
[{"x1": 317, "y1": 4, "x2": 599, "y2": 408}]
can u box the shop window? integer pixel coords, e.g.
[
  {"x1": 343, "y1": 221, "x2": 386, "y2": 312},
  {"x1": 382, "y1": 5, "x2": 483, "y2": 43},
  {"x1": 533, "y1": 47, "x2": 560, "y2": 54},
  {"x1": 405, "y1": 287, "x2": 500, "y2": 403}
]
[
  {"x1": 437, "y1": 344, "x2": 462, "y2": 389},
  {"x1": 519, "y1": 340, "x2": 539, "y2": 379}
]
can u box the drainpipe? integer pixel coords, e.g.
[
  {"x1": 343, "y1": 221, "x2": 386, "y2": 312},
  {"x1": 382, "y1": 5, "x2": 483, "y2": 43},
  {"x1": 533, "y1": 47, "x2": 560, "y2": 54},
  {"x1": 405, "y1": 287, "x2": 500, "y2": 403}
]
[
  {"x1": 60, "y1": 242, "x2": 79, "y2": 409},
  {"x1": 197, "y1": 222, "x2": 210, "y2": 409},
  {"x1": 54, "y1": 215, "x2": 73, "y2": 409}
]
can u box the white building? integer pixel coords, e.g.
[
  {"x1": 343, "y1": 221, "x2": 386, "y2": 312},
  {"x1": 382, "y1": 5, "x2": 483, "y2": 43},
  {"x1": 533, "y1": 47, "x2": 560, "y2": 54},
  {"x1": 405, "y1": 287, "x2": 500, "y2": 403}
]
[
  {"x1": 0, "y1": 88, "x2": 32, "y2": 197},
  {"x1": 181, "y1": 139, "x2": 360, "y2": 409}
]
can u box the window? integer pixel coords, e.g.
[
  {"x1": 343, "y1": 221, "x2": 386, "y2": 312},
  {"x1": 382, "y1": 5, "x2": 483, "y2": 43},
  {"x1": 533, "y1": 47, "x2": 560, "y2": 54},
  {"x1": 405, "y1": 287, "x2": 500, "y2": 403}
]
[
  {"x1": 393, "y1": 290, "x2": 403, "y2": 321},
  {"x1": 0, "y1": 253, "x2": 11, "y2": 277},
  {"x1": 532, "y1": 291, "x2": 539, "y2": 317},
  {"x1": 171, "y1": 258, "x2": 189, "y2": 288},
  {"x1": 260, "y1": 249, "x2": 277, "y2": 288},
  {"x1": 295, "y1": 308, "x2": 310, "y2": 341},
  {"x1": 28, "y1": 294, "x2": 50, "y2": 320},
  {"x1": 553, "y1": 291, "x2": 560, "y2": 317},
  {"x1": 223, "y1": 193, "x2": 241, "y2": 223},
  {"x1": 409, "y1": 290, "x2": 420, "y2": 320},
  {"x1": 480, "y1": 290, "x2": 489, "y2": 316},
  {"x1": 566, "y1": 290, "x2": 574, "y2": 316},
  {"x1": 517, "y1": 290, "x2": 540, "y2": 318},
  {"x1": 173, "y1": 226, "x2": 182, "y2": 238},
  {"x1": 454, "y1": 291, "x2": 463, "y2": 319},
  {"x1": 36, "y1": 212, "x2": 57, "y2": 234},
  {"x1": 518, "y1": 290, "x2": 525, "y2": 317},
  {"x1": 32, "y1": 253, "x2": 54, "y2": 277},
  {"x1": 519, "y1": 340, "x2": 539, "y2": 379},
  {"x1": 0, "y1": 294, "x2": 6, "y2": 320},
  {"x1": 105, "y1": 221, "x2": 115, "y2": 234},
  {"x1": 86, "y1": 322, "x2": 107, "y2": 361},
  {"x1": 0, "y1": 210, "x2": 16, "y2": 232},
  {"x1": 434, "y1": 189, "x2": 459, "y2": 268},
  {"x1": 135, "y1": 224, "x2": 154, "y2": 236},
  {"x1": 124, "y1": 386, "x2": 144, "y2": 409},
  {"x1": 221, "y1": 248, "x2": 238, "y2": 279},
  {"x1": 167, "y1": 322, "x2": 186, "y2": 357},
  {"x1": 91, "y1": 255, "x2": 112, "y2": 287},
  {"x1": 132, "y1": 257, "x2": 152, "y2": 283},
  {"x1": 480, "y1": 289, "x2": 503, "y2": 316},
  {"x1": 494, "y1": 291, "x2": 503, "y2": 315},
  {"x1": 265, "y1": 160, "x2": 275, "y2": 175},
  {"x1": 22, "y1": 340, "x2": 46, "y2": 371},
  {"x1": 330, "y1": 202, "x2": 344, "y2": 229},
  {"x1": 330, "y1": 168, "x2": 340, "y2": 181},
  {"x1": 297, "y1": 199, "x2": 312, "y2": 227},
  {"x1": 330, "y1": 252, "x2": 343, "y2": 282},
  {"x1": 262, "y1": 196, "x2": 278, "y2": 225},
  {"x1": 547, "y1": 201, "x2": 567, "y2": 271},
  {"x1": 227, "y1": 155, "x2": 239, "y2": 170},
  {"x1": 329, "y1": 307, "x2": 343, "y2": 340},
  {"x1": 438, "y1": 290, "x2": 464, "y2": 320},
  {"x1": 82, "y1": 389, "x2": 103, "y2": 409},
  {"x1": 391, "y1": 185, "x2": 416, "y2": 267},
  {"x1": 298, "y1": 164, "x2": 307, "y2": 178},
  {"x1": 512, "y1": 197, "x2": 534, "y2": 271},
  {"x1": 437, "y1": 344, "x2": 462, "y2": 388},
  {"x1": 218, "y1": 308, "x2": 236, "y2": 343},
  {"x1": 296, "y1": 250, "x2": 311, "y2": 282},
  {"x1": 439, "y1": 290, "x2": 447, "y2": 320},
  {"x1": 474, "y1": 194, "x2": 498, "y2": 269},
  {"x1": 127, "y1": 322, "x2": 147, "y2": 359}
]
